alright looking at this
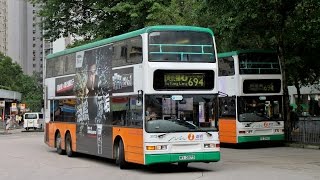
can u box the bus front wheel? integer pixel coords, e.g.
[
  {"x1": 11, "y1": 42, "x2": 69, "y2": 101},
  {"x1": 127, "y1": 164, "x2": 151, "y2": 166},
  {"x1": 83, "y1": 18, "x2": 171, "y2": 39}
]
[{"x1": 116, "y1": 140, "x2": 128, "y2": 169}]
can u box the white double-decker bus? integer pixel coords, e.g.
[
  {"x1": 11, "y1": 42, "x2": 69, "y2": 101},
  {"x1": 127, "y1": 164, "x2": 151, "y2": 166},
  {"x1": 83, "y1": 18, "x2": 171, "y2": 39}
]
[
  {"x1": 218, "y1": 50, "x2": 284, "y2": 144},
  {"x1": 44, "y1": 25, "x2": 220, "y2": 169}
]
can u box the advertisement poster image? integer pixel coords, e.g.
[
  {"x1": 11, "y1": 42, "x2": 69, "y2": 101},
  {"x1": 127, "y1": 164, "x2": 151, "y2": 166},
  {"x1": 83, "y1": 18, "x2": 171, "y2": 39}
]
[
  {"x1": 55, "y1": 76, "x2": 75, "y2": 96},
  {"x1": 112, "y1": 67, "x2": 134, "y2": 93},
  {"x1": 74, "y1": 45, "x2": 112, "y2": 155}
]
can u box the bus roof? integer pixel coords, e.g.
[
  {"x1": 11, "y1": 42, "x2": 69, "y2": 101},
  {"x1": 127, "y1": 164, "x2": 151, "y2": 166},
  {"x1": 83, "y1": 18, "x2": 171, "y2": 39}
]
[
  {"x1": 47, "y1": 25, "x2": 214, "y2": 60},
  {"x1": 217, "y1": 49, "x2": 276, "y2": 58}
]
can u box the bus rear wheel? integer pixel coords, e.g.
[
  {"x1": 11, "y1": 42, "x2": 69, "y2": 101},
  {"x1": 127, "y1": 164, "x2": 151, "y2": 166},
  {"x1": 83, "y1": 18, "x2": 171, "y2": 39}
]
[
  {"x1": 115, "y1": 140, "x2": 128, "y2": 169},
  {"x1": 65, "y1": 133, "x2": 74, "y2": 157},
  {"x1": 55, "y1": 132, "x2": 65, "y2": 155}
]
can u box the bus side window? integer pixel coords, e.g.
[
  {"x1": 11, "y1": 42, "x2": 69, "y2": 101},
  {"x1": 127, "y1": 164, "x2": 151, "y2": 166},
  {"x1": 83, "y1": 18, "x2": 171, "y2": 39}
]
[
  {"x1": 127, "y1": 37, "x2": 142, "y2": 64},
  {"x1": 127, "y1": 97, "x2": 143, "y2": 127},
  {"x1": 218, "y1": 57, "x2": 235, "y2": 76},
  {"x1": 110, "y1": 96, "x2": 142, "y2": 127},
  {"x1": 112, "y1": 41, "x2": 127, "y2": 67},
  {"x1": 112, "y1": 36, "x2": 142, "y2": 67}
]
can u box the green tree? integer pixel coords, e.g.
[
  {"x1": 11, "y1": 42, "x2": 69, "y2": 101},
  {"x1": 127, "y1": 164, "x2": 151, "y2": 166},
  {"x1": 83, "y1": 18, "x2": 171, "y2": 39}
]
[
  {"x1": 146, "y1": 0, "x2": 204, "y2": 26},
  {"x1": 18, "y1": 73, "x2": 43, "y2": 112},
  {"x1": 0, "y1": 52, "x2": 24, "y2": 91},
  {"x1": 0, "y1": 53, "x2": 43, "y2": 112},
  {"x1": 30, "y1": 0, "x2": 171, "y2": 41}
]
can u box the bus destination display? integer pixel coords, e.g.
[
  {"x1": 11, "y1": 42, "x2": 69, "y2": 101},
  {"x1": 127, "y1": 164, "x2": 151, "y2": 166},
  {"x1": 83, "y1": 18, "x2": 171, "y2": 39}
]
[
  {"x1": 243, "y1": 79, "x2": 281, "y2": 94},
  {"x1": 164, "y1": 73, "x2": 205, "y2": 88},
  {"x1": 153, "y1": 70, "x2": 215, "y2": 90}
]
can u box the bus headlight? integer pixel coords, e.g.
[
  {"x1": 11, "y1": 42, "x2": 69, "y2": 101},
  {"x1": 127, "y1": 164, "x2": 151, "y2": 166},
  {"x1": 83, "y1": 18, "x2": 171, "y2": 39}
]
[{"x1": 146, "y1": 145, "x2": 167, "y2": 150}]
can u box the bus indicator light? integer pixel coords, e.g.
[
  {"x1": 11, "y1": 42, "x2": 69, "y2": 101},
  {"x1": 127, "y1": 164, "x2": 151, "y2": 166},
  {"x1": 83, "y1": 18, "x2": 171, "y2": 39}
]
[
  {"x1": 146, "y1": 145, "x2": 167, "y2": 150},
  {"x1": 146, "y1": 146, "x2": 156, "y2": 150}
]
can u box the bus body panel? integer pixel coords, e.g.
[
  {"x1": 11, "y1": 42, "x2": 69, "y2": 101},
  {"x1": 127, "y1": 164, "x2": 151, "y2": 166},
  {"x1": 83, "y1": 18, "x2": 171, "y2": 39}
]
[
  {"x1": 236, "y1": 121, "x2": 285, "y2": 143},
  {"x1": 75, "y1": 125, "x2": 113, "y2": 158},
  {"x1": 219, "y1": 118, "x2": 237, "y2": 143},
  {"x1": 112, "y1": 127, "x2": 144, "y2": 165},
  {"x1": 145, "y1": 152, "x2": 220, "y2": 165},
  {"x1": 45, "y1": 122, "x2": 77, "y2": 151}
]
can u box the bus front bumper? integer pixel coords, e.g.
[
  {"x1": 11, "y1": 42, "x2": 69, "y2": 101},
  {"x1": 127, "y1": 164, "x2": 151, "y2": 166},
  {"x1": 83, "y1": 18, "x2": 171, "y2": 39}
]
[
  {"x1": 145, "y1": 151, "x2": 220, "y2": 165},
  {"x1": 238, "y1": 134, "x2": 285, "y2": 143}
]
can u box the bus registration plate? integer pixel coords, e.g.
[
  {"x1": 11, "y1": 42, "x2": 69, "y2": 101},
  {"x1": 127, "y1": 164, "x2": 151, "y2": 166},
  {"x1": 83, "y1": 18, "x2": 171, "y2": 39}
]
[
  {"x1": 260, "y1": 136, "x2": 270, "y2": 140},
  {"x1": 179, "y1": 155, "x2": 195, "y2": 160}
]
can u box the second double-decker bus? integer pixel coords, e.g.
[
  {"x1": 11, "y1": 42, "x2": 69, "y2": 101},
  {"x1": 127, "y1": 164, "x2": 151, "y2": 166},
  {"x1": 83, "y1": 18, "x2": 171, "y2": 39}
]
[
  {"x1": 44, "y1": 25, "x2": 220, "y2": 169},
  {"x1": 218, "y1": 50, "x2": 284, "y2": 144}
]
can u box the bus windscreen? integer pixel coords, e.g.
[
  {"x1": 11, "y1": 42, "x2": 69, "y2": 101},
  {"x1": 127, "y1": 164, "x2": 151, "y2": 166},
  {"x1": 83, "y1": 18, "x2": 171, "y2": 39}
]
[
  {"x1": 145, "y1": 94, "x2": 218, "y2": 133},
  {"x1": 237, "y1": 96, "x2": 282, "y2": 122},
  {"x1": 148, "y1": 31, "x2": 215, "y2": 62}
]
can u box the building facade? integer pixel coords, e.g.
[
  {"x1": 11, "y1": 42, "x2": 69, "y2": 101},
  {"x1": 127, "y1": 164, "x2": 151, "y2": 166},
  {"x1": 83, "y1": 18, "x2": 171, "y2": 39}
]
[
  {"x1": 0, "y1": 0, "x2": 8, "y2": 55},
  {"x1": 0, "y1": 0, "x2": 52, "y2": 76}
]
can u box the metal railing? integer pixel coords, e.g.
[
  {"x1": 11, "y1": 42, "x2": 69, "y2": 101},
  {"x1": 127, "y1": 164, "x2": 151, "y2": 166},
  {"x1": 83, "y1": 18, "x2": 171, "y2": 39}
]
[{"x1": 288, "y1": 116, "x2": 320, "y2": 145}]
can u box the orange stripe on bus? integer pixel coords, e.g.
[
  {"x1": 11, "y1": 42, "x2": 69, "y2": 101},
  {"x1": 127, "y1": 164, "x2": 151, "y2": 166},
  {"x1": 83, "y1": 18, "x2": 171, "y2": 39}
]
[
  {"x1": 219, "y1": 118, "x2": 237, "y2": 143},
  {"x1": 112, "y1": 127, "x2": 144, "y2": 165},
  {"x1": 46, "y1": 122, "x2": 77, "y2": 151}
]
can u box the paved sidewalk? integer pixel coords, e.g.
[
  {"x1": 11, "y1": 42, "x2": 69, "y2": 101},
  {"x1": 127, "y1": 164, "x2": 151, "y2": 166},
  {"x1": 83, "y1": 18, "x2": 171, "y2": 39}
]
[
  {"x1": 0, "y1": 120, "x2": 26, "y2": 135},
  {"x1": 0, "y1": 127, "x2": 24, "y2": 135}
]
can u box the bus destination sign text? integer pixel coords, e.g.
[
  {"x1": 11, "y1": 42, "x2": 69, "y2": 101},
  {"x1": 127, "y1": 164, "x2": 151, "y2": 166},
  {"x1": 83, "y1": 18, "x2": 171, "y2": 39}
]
[
  {"x1": 164, "y1": 73, "x2": 205, "y2": 88},
  {"x1": 153, "y1": 70, "x2": 214, "y2": 90},
  {"x1": 243, "y1": 79, "x2": 281, "y2": 94}
]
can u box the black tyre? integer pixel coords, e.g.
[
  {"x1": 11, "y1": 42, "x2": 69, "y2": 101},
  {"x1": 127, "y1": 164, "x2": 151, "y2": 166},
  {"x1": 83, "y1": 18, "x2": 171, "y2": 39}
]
[
  {"x1": 65, "y1": 133, "x2": 74, "y2": 157},
  {"x1": 178, "y1": 162, "x2": 189, "y2": 169},
  {"x1": 116, "y1": 140, "x2": 128, "y2": 169},
  {"x1": 55, "y1": 132, "x2": 65, "y2": 155}
]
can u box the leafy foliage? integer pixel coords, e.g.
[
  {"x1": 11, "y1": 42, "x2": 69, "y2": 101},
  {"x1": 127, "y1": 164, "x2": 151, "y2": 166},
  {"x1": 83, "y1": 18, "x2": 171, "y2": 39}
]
[
  {"x1": 0, "y1": 53, "x2": 43, "y2": 112},
  {"x1": 30, "y1": 0, "x2": 171, "y2": 41},
  {"x1": 146, "y1": 0, "x2": 204, "y2": 26}
]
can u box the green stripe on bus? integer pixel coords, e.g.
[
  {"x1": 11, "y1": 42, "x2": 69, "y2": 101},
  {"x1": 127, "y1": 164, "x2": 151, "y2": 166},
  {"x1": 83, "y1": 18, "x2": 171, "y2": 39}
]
[
  {"x1": 149, "y1": 44, "x2": 213, "y2": 47},
  {"x1": 238, "y1": 134, "x2": 285, "y2": 143},
  {"x1": 145, "y1": 151, "x2": 220, "y2": 165},
  {"x1": 218, "y1": 49, "x2": 276, "y2": 58},
  {"x1": 149, "y1": 52, "x2": 214, "y2": 55}
]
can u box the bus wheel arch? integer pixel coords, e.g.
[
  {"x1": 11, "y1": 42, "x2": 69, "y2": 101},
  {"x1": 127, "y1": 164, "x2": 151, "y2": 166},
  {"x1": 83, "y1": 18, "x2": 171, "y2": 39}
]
[
  {"x1": 113, "y1": 136, "x2": 128, "y2": 169},
  {"x1": 55, "y1": 130, "x2": 65, "y2": 155},
  {"x1": 65, "y1": 131, "x2": 74, "y2": 157},
  {"x1": 113, "y1": 136, "x2": 121, "y2": 162}
]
